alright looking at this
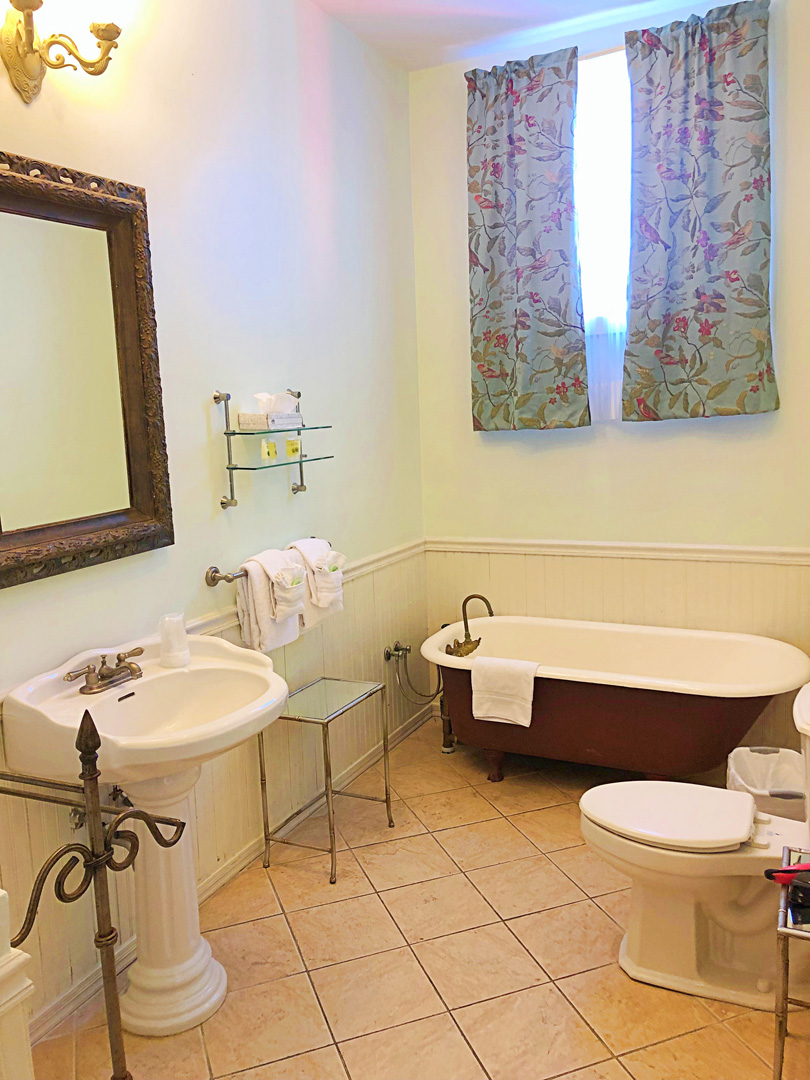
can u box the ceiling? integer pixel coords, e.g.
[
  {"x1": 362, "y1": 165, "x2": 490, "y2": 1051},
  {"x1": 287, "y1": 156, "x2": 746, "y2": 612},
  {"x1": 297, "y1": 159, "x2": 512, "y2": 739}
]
[{"x1": 312, "y1": 0, "x2": 679, "y2": 70}]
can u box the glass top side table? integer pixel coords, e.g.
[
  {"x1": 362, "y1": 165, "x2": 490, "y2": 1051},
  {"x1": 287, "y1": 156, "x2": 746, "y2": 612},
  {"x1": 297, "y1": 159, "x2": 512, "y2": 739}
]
[
  {"x1": 774, "y1": 844, "x2": 810, "y2": 1080},
  {"x1": 256, "y1": 677, "x2": 394, "y2": 884}
]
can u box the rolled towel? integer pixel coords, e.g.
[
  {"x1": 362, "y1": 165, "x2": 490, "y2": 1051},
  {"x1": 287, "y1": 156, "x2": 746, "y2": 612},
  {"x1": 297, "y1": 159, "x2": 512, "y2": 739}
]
[
  {"x1": 250, "y1": 549, "x2": 306, "y2": 621},
  {"x1": 471, "y1": 656, "x2": 538, "y2": 728},
  {"x1": 286, "y1": 538, "x2": 346, "y2": 628},
  {"x1": 286, "y1": 538, "x2": 346, "y2": 608},
  {"x1": 235, "y1": 549, "x2": 304, "y2": 652}
]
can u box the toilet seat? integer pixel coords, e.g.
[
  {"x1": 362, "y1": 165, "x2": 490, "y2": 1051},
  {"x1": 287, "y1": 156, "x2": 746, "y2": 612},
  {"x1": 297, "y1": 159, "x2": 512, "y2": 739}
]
[{"x1": 580, "y1": 780, "x2": 756, "y2": 853}]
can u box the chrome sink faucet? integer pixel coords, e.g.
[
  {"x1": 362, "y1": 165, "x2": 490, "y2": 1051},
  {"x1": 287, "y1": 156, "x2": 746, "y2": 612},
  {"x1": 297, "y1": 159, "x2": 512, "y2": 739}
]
[{"x1": 64, "y1": 648, "x2": 144, "y2": 695}]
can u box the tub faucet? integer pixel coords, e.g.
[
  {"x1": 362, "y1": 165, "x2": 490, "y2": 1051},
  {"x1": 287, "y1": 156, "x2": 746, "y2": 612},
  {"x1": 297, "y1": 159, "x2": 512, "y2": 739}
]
[{"x1": 445, "y1": 594, "x2": 494, "y2": 657}]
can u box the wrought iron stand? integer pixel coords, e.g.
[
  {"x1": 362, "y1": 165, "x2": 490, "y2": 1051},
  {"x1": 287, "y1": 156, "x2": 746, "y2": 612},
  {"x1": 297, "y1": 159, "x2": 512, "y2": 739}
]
[{"x1": 0, "y1": 710, "x2": 185, "y2": 1080}]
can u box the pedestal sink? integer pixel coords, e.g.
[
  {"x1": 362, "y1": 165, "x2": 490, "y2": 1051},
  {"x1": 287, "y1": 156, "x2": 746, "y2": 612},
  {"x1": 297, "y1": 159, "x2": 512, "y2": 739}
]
[{"x1": 2, "y1": 635, "x2": 288, "y2": 1036}]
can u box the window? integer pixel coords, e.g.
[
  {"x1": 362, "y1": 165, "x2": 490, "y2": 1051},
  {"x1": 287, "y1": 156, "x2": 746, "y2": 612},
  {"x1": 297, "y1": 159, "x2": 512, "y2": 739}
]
[{"x1": 574, "y1": 50, "x2": 632, "y2": 421}]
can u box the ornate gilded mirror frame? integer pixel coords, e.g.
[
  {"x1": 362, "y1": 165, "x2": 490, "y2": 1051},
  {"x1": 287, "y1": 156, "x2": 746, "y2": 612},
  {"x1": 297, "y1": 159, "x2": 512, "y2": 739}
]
[{"x1": 0, "y1": 151, "x2": 173, "y2": 589}]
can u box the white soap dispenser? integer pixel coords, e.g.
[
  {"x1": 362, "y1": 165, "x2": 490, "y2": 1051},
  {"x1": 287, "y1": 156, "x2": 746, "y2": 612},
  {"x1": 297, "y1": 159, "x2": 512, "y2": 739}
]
[{"x1": 159, "y1": 612, "x2": 191, "y2": 668}]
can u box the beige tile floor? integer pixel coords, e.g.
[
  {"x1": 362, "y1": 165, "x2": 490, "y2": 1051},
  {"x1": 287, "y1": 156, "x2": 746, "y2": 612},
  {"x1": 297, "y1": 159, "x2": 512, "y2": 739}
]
[{"x1": 32, "y1": 717, "x2": 810, "y2": 1080}]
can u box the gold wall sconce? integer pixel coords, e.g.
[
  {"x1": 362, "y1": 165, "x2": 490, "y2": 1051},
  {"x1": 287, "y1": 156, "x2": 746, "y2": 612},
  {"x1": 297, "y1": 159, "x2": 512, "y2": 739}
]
[{"x1": 1, "y1": 0, "x2": 121, "y2": 103}]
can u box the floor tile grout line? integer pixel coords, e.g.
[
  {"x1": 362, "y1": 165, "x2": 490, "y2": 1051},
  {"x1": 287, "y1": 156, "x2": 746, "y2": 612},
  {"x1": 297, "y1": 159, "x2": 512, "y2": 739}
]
[
  {"x1": 206, "y1": 869, "x2": 342, "y2": 1079},
  {"x1": 611, "y1": 1014, "x2": 745, "y2": 1065},
  {"x1": 448, "y1": 982, "x2": 616, "y2": 1076},
  {"x1": 445, "y1": 1006, "x2": 496, "y2": 1080},
  {"x1": 410, "y1": 934, "x2": 551, "y2": 1013},
  {"x1": 562, "y1": 999, "x2": 720, "y2": 1060},
  {"x1": 271, "y1": 865, "x2": 349, "y2": 1073},
  {"x1": 593, "y1": 889, "x2": 632, "y2": 933},
  {"x1": 268, "y1": 791, "x2": 455, "y2": 1067},
  {"x1": 545, "y1": 842, "x2": 630, "y2": 903},
  {"x1": 717, "y1": 1016, "x2": 780, "y2": 1071},
  {"x1": 197, "y1": 1021, "x2": 215, "y2": 1080},
  {"x1": 545, "y1": 965, "x2": 629, "y2": 1060}
]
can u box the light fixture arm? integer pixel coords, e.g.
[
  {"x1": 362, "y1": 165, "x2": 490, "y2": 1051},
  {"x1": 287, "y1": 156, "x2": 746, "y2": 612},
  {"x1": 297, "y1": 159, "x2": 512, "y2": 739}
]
[
  {"x1": 39, "y1": 24, "x2": 120, "y2": 76},
  {"x1": 1, "y1": 1, "x2": 122, "y2": 102}
]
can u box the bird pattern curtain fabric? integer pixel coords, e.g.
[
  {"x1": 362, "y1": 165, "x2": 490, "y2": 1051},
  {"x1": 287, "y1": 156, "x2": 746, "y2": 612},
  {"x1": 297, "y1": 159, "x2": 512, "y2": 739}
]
[
  {"x1": 467, "y1": 49, "x2": 590, "y2": 431},
  {"x1": 622, "y1": 1, "x2": 777, "y2": 422}
]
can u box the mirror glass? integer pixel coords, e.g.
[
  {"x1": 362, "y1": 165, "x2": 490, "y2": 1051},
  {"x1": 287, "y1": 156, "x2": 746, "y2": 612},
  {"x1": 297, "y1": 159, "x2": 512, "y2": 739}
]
[{"x1": 0, "y1": 212, "x2": 130, "y2": 532}]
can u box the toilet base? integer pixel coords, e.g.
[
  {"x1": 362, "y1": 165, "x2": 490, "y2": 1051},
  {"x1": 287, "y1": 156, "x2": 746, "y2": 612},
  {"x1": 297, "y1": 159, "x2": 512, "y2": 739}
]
[
  {"x1": 581, "y1": 810, "x2": 810, "y2": 1013},
  {"x1": 618, "y1": 935, "x2": 783, "y2": 1011}
]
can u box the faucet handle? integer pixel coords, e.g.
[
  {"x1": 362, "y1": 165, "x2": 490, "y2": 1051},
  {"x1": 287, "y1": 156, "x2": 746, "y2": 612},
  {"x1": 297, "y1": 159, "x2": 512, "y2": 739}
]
[
  {"x1": 116, "y1": 646, "x2": 144, "y2": 665},
  {"x1": 64, "y1": 663, "x2": 97, "y2": 684}
]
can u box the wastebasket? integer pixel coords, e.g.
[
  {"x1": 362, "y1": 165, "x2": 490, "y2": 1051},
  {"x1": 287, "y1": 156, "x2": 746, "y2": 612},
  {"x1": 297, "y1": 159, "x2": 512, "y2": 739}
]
[{"x1": 727, "y1": 746, "x2": 805, "y2": 821}]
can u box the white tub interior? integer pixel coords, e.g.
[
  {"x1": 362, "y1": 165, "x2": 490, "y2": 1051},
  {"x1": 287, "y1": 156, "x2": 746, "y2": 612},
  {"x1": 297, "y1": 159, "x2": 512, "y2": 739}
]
[{"x1": 421, "y1": 616, "x2": 810, "y2": 698}]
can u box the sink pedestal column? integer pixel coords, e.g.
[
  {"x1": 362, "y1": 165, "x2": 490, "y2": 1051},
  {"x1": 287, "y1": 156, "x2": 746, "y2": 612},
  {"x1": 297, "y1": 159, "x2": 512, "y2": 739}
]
[{"x1": 119, "y1": 767, "x2": 227, "y2": 1036}]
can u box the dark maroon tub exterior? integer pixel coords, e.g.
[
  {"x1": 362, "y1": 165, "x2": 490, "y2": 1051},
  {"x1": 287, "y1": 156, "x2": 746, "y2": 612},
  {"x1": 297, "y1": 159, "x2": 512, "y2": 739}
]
[{"x1": 440, "y1": 666, "x2": 773, "y2": 781}]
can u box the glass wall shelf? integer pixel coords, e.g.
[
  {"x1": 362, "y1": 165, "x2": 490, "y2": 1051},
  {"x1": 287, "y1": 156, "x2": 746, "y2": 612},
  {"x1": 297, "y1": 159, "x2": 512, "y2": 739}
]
[
  {"x1": 212, "y1": 390, "x2": 332, "y2": 508},
  {"x1": 224, "y1": 425, "x2": 332, "y2": 436},
  {"x1": 228, "y1": 455, "x2": 334, "y2": 472}
]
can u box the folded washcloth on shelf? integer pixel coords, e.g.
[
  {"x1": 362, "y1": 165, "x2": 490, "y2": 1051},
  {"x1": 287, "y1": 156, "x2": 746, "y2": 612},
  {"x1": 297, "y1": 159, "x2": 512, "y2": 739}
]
[
  {"x1": 236, "y1": 549, "x2": 306, "y2": 652},
  {"x1": 286, "y1": 537, "x2": 347, "y2": 628},
  {"x1": 471, "y1": 655, "x2": 538, "y2": 728}
]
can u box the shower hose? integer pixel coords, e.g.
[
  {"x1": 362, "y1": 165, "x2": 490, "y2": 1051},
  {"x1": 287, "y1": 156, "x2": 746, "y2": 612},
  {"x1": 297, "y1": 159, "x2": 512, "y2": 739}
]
[{"x1": 386, "y1": 643, "x2": 442, "y2": 706}]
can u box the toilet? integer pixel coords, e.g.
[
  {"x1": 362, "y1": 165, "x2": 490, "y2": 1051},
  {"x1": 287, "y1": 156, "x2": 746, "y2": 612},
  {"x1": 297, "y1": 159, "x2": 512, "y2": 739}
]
[{"x1": 579, "y1": 682, "x2": 810, "y2": 1010}]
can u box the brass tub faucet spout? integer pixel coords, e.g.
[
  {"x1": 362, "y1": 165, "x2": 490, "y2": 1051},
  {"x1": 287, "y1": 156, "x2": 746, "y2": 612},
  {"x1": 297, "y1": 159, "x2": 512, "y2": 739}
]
[{"x1": 445, "y1": 594, "x2": 494, "y2": 657}]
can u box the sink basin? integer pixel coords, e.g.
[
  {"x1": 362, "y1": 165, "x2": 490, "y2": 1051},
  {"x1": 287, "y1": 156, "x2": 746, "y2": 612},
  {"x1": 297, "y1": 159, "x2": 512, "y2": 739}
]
[
  {"x1": 2, "y1": 635, "x2": 287, "y2": 784},
  {"x1": 1, "y1": 633, "x2": 289, "y2": 1038}
]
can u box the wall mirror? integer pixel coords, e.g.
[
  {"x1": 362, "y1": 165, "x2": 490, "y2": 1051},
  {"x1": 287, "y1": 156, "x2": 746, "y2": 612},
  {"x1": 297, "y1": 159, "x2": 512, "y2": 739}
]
[{"x1": 0, "y1": 152, "x2": 173, "y2": 588}]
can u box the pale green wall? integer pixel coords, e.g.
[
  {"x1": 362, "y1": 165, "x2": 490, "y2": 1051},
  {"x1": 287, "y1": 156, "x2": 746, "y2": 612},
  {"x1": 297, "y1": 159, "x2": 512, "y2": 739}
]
[
  {"x1": 0, "y1": 0, "x2": 424, "y2": 687},
  {"x1": 409, "y1": 0, "x2": 810, "y2": 546}
]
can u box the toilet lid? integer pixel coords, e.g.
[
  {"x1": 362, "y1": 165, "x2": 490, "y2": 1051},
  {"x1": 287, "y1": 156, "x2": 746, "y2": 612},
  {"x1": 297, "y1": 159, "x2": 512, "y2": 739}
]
[{"x1": 580, "y1": 781, "x2": 756, "y2": 853}]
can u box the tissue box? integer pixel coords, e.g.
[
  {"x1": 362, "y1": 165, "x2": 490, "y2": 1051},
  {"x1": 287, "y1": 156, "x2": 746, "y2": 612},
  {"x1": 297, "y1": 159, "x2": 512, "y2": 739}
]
[{"x1": 238, "y1": 412, "x2": 270, "y2": 431}]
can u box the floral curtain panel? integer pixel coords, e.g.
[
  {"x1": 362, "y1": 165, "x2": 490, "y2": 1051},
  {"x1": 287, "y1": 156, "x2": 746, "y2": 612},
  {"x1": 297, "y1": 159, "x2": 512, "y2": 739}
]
[
  {"x1": 467, "y1": 49, "x2": 589, "y2": 431},
  {"x1": 623, "y1": 1, "x2": 777, "y2": 422}
]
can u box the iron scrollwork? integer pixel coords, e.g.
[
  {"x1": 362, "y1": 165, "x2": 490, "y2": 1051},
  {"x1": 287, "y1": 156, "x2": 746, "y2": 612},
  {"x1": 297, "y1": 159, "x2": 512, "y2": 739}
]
[{"x1": 3, "y1": 710, "x2": 185, "y2": 1080}]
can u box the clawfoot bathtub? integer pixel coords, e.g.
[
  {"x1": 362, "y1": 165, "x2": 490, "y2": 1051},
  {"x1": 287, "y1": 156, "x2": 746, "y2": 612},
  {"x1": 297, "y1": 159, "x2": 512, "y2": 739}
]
[{"x1": 421, "y1": 616, "x2": 810, "y2": 780}]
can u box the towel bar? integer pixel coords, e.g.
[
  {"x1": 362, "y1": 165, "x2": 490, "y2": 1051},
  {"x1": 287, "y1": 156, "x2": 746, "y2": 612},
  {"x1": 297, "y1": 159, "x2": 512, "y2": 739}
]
[
  {"x1": 205, "y1": 539, "x2": 333, "y2": 587},
  {"x1": 205, "y1": 566, "x2": 248, "y2": 587}
]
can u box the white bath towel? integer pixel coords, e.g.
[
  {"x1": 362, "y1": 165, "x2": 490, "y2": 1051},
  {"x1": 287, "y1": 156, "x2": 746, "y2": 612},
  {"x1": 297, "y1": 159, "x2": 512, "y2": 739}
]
[
  {"x1": 286, "y1": 538, "x2": 346, "y2": 628},
  {"x1": 236, "y1": 549, "x2": 305, "y2": 653},
  {"x1": 471, "y1": 656, "x2": 538, "y2": 727}
]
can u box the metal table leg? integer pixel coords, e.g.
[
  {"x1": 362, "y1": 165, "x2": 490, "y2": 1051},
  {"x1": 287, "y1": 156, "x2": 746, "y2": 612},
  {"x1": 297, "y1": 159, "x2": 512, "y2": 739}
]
[
  {"x1": 257, "y1": 731, "x2": 272, "y2": 869},
  {"x1": 322, "y1": 725, "x2": 338, "y2": 884},
  {"x1": 381, "y1": 685, "x2": 394, "y2": 828},
  {"x1": 774, "y1": 927, "x2": 789, "y2": 1080}
]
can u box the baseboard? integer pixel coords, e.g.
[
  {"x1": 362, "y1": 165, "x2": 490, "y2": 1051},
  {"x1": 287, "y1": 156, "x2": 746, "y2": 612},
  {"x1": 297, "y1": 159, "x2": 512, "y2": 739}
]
[
  {"x1": 30, "y1": 704, "x2": 434, "y2": 1042},
  {"x1": 29, "y1": 936, "x2": 138, "y2": 1044}
]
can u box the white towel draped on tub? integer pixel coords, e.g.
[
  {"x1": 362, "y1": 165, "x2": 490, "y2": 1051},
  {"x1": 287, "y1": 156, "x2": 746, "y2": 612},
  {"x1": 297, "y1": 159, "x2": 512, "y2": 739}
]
[
  {"x1": 286, "y1": 538, "x2": 346, "y2": 628},
  {"x1": 236, "y1": 549, "x2": 306, "y2": 652},
  {"x1": 471, "y1": 656, "x2": 538, "y2": 727}
]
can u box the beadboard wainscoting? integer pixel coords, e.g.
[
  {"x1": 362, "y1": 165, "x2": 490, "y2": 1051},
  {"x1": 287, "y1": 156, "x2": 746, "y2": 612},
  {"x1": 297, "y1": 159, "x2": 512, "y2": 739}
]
[
  {"x1": 425, "y1": 539, "x2": 810, "y2": 754},
  {"x1": 0, "y1": 543, "x2": 431, "y2": 1037}
]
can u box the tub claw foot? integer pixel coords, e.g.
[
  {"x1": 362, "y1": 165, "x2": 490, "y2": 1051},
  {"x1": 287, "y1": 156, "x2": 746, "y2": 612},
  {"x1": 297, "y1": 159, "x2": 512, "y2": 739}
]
[
  {"x1": 484, "y1": 749, "x2": 505, "y2": 783},
  {"x1": 441, "y1": 698, "x2": 455, "y2": 753}
]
